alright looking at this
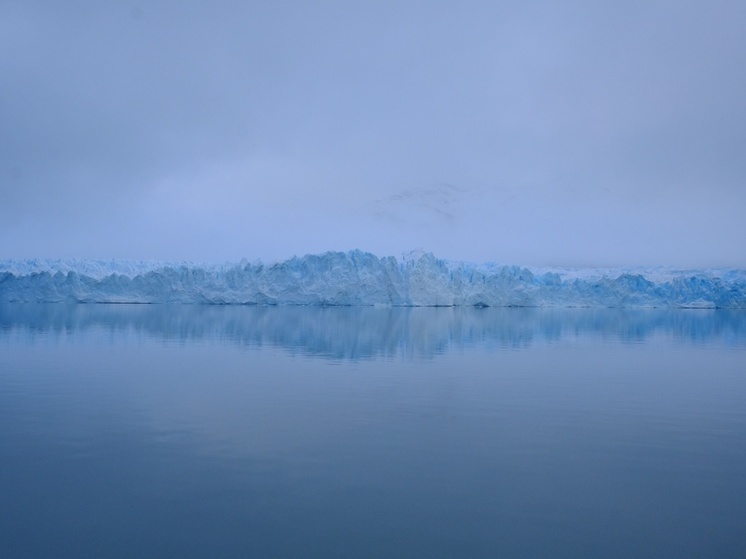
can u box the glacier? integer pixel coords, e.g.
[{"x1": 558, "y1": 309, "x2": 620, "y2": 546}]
[{"x1": 1, "y1": 250, "x2": 745, "y2": 308}]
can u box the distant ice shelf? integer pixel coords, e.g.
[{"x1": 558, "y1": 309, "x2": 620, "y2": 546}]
[{"x1": 1, "y1": 250, "x2": 745, "y2": 308}]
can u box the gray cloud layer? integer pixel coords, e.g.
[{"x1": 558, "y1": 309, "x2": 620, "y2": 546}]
[{"x1": 2, "y1": 1, "x2": 745, "y2": 266}]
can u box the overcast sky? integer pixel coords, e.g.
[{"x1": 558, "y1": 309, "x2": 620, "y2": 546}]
[{"x1": 2, "y1": 0, "x2": 744, "y2": 267}]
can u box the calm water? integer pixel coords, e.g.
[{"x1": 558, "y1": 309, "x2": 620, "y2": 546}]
[{"x1": 1, "y1": 304, "x2": 745, "y2": 558}]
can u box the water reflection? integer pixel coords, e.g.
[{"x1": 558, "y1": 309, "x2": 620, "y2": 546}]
[
  {"x1": 2, "y1": 303, "x2": 746, "y2": 558},
  {"x1": 2, "y1": 304, "x2": 744, "y2": 358}
]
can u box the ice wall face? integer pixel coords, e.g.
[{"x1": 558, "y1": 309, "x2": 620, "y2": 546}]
[{"x1": 1, "y1": 250, "x2": 745, "y2": 308}]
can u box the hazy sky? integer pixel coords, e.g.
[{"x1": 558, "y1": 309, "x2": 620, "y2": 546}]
[{"x1": 2, "y1": 1, "x2": 745, "y2": 266}]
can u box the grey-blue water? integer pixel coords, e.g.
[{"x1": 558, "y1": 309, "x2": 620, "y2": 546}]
[{"x1": 1, "y1": 305, "x2": 745, "y2": 558}]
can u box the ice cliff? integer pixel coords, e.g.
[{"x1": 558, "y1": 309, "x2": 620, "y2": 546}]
[{"x1": 1, "y1": 250, "x2": 745, "y2": 308}]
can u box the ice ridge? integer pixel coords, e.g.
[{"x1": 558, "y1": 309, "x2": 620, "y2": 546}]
[{"x1": 1, "y1": 250, "x2": 745, "y2": 308}]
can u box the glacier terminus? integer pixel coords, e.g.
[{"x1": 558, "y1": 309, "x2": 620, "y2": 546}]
[{"x1": 1, "y1": 250, "x2": 745, "y2": 308}]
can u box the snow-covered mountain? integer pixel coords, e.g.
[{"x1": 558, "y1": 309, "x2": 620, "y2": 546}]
[{"x1": 1, "y1": 250, "x2": 745, "y2": 308}]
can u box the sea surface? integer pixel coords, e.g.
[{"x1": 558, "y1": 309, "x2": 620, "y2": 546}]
[{"x1": 1, "y1": 304, "x2": 745, "y2": 558}]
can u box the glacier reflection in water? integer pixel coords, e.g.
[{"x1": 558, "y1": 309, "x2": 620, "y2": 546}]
[
  {"x1": 1, "y1": 304, "x2": 745, "y2": 558},
  {"x1": 2, "y1": 303, "x2": 746, "y2": 358}
]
